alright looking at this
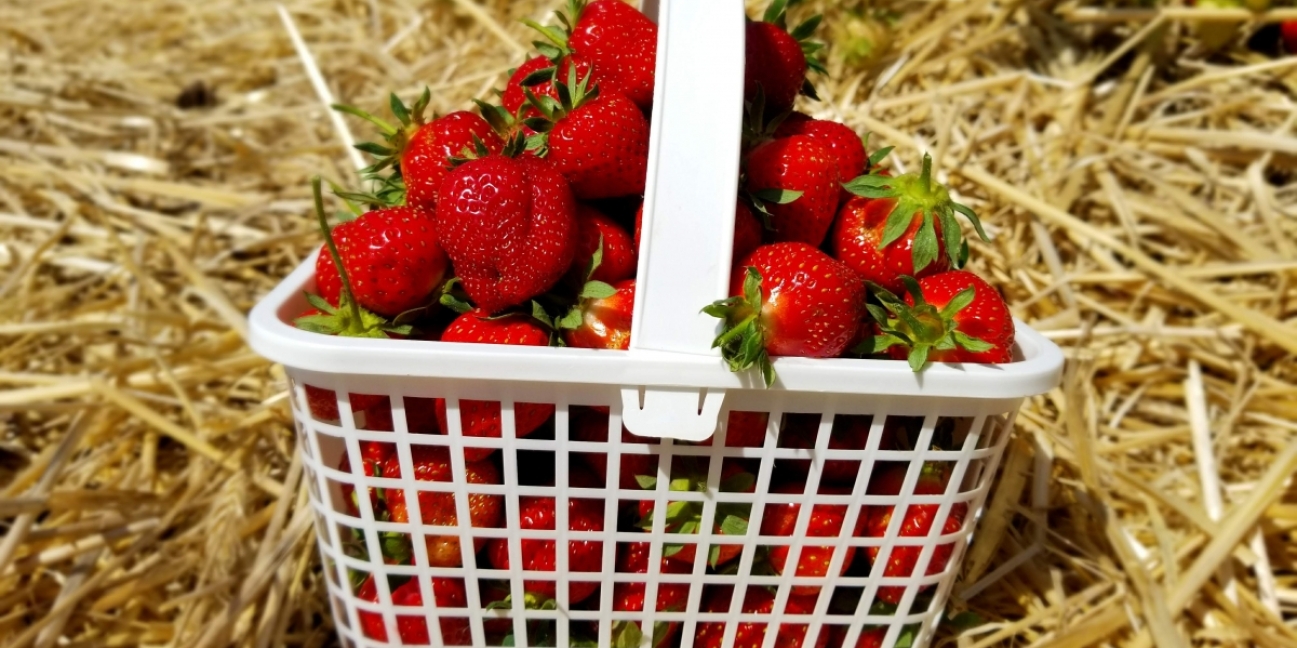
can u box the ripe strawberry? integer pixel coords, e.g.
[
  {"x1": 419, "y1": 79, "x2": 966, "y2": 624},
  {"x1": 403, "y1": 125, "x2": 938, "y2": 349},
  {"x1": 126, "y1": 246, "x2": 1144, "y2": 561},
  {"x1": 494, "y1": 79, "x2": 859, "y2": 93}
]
[
  {"x1": 745, "y1": 136, "x2": 839, "y2": 247},
  {"x1": 776, "y1": 413, "x2": 873, "y2": 484},
  {"x1": 434, "y1": 310, "x2": 556, "y2": 460},
  {"x1": 361, "y1": 396, "x2": 439, "y2": 434},
  {"x1": 524, "y1": 69, "x2": 649, "y2": 199},
  {"x1": 836, "y1": 154, "x2": 987, "y2": 294},
  {"x1": 636, "y1": 458, "x2": 756, "y2": 567},
  {"x1": 312, "y1": 205, "x2": 447, "y2": 318},
  {"x1": 1284, "y1": 20, "x2": 1297, "y2": 53},
  {"x1": 635, "y1": 200, "x2": 762, "y2": 266},
  {"x1": 827, "y1": 625, "x2": 887, "y2": 648},
  {"x1": 561, "y1": 278, "x2": 634, "y2": 350},
  {"x1": 484, "y1": 472, "x2": 606, "y2": 604},
  {"x1": 566, "y1": 205, "x2": 637, "y2": 288},
  {"x1": 696, "y1": 586, "x2": 828, "y2": 648},
  {"x1": 356, "y1": 574, "x2": 470, "y2": 645},
  {"x1": 761, "y1": 482, "x2": 866, "y2": 596},
  {"x1": 502, "y1": 55, "x2": 591, "y2": 121},
  {"x1": 705, "y1": 243, "x2": 867, "y2": 386},
  {"x1": 744, "y1": 1, "x2": 827, "y2": 112},
  {"x1": 567, "y1": 0, "x2": 658, "y2": 111},
  {"x1": 570, "y1": 405, "x2": 657, "y2": 490},
  {"x1": 436, "y1": 154, "x2": 577, "y2": 314},
  {"x1": 337, "y1": 90, "x2": 504, "y2": 212},
  {"x1": 774, "y1": 113, "x2": 866, "y2": 193},
  {"x1": 339, "y1": 441, "x2": 394, "y2": 518},
  {"x1": 692, "y1": 410, "x2": 769, "y2": 448},
  {"x1": 382, "y1": 445, "x2": 503, "y2": 567},
  {"x1": 611, "y1": 542, "x2": 692, "y2": 648},
  {"x1": 864, "y1": 463, "x2": 968, "y2": 605},
  {"x1": 302, "y1": 383, "x2": 387, "y2": 424},
  {"x1": 866, "y1": 271, "x2": 1015, "y2": 371}
]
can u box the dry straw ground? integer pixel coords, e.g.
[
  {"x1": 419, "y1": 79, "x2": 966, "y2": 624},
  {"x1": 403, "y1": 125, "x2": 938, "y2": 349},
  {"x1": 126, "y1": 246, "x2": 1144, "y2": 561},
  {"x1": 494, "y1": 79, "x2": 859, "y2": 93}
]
[{"x1": 2, "y1": 0, "x2": 1296, "y2": 645}]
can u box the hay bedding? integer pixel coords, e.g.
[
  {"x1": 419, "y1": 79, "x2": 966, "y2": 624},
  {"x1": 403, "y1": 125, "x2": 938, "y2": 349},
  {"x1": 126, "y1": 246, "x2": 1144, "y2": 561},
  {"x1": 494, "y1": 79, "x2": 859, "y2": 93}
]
[{"x1": 0, "y1": 0, "x2": 1294, "y2": 645}]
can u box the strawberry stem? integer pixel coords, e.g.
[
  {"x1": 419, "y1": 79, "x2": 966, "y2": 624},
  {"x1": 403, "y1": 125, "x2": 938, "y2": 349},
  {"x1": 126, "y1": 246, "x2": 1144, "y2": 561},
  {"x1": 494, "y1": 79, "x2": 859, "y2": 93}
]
[
  {"x1": 331, "y1": 103, "x2": 398, "y2": 138},
  {"x1": 312, "y1": 176, "x2": 363, "y2": 326}
]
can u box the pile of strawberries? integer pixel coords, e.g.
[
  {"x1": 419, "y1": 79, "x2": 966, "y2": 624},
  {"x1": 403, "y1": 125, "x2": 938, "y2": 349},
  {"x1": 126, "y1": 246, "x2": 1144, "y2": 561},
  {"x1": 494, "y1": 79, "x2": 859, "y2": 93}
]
[{"x1": 294, "y1": 1, "x2": 1007, "y2": 646}]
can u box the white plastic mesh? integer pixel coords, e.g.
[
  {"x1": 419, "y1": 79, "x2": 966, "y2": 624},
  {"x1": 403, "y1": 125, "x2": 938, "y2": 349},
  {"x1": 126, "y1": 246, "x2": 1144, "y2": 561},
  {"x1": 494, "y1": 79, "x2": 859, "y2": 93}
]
[{"x1": 289, "y1": 377, "x2": 1017, "y2": 648}]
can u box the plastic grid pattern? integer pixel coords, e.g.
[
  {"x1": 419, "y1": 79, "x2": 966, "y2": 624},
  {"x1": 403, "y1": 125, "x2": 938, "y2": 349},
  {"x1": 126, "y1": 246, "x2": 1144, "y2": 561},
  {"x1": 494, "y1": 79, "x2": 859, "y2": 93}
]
[{"x1": 292, "y1": 379, "x2": 1019, "y2": 648}]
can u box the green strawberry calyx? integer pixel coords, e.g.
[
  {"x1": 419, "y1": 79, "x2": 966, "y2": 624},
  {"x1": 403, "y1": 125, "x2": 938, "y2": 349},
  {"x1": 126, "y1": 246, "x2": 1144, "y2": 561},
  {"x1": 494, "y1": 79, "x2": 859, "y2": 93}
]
[
  {"x1": 520, "y1": 0, "x2": 587, "y2": 63},
  {"x1": 859, "y1": 276, "x2": 992, "y2": 372},
  {"x1": 635, "y1": 463, "x2": 755, "y2": 568},
  {"x1": 702, "y1": 266, "x2": 776, "y2": 387},
  {"x1": 293, "y1": 177, "x2": 412, "y2": 339},
  {"x1": 332, "y1": 88, "x2": 432, "y2": 177},
  {"x1": 521, "y1": 65, "x2": 601, "y2": 156},
  {"x1": 841, "y1": 153, "x2": 988, "y2": 274}
]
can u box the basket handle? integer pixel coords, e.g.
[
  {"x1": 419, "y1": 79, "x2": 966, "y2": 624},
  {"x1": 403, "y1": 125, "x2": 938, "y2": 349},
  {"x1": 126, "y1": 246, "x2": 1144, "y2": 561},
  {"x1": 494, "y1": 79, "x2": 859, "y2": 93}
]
[{"x1": 621, "y1": 0, "x2": 745, "y2": 441}]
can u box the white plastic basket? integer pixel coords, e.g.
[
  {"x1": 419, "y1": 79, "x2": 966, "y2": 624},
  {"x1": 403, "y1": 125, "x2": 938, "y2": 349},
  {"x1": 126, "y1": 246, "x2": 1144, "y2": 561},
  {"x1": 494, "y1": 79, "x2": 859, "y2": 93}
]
[{"x1": 248, "y1": 1, "x2": 1064, "y2": 646}]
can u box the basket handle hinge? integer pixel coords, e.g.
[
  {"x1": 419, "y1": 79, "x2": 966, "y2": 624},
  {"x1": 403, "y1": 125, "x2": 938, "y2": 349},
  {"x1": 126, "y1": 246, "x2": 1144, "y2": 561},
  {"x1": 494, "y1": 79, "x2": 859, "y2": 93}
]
[{"x1": 620, "y1": 386, "x2": 726, "y2": 442}]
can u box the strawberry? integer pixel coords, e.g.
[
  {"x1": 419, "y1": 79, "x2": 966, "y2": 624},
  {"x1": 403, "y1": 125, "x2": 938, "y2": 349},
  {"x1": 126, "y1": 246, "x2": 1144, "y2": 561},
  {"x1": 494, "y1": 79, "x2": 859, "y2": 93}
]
[
  {"x1": 436, "y1": 154, "x2": 577, "y2": 314},
  {"x1": 695, "y1": 586, "x2": 828, "y2": 648},
  {"x1": 524, "y1": 68, "x2": 650, "y2": 200},
  {"x1": 693, "y1": 410, "x2": 769, "y2": 448},
  {"x1": 336, "y1": 90, "x2": 504, "y2": 211},
  {"x1": 433, "y1": 310, "x2": 556, "y2": 460},
  {"x1": 382, "y1": 445, "x2": 503, "y2": 568},
  {"x1": 744, "y1": 0, "x2": 827, "y2": 112},
  {"x1": 761, "y1": 482, "x2": 866, "y2": 596},
  {"x1": 864, "y1": 463, "x2": 968, "y2": 605},
  {"x1": 1284, "y1": 20, "x2": 1297, "y2": 53},
  {"x1": 571, "y1": 405, "x2": 657, "y2": 490},
  {"x1": 339, "y1": 441, "x2": 394, "y2": 518},
  {"x1": 356, "y1": 574, "x2": 470, "y2": 645},
  {"x1": 484, "y1": 472, "x2": 606, "y2": 603},
  {"x1": 302, "y1": 383, "x2": 387, "y2": 424},
  {"x1": 560, "y1": 278, "x2": 634, "y2": 350},
  {"x1": 502, "y1": 55, "x2": 591, "y2": 121},
  {"x1": 705, "y1": 243, "x2": 867, "y2": 386},
  {"x1": 566, "y1": 205, "x2": 637, "y2": 288},
  {"x1": 610, "y1": 542, "x2": 692, "y2": 648},
  {"x1": 636, "y1": 458, "x2": 756, "y2": 567},
  {"x1": 836, "y1": 154, "x2": 987, "y2": 294},
  {"x1": 566, "y1": 0, "x2": 658, "y2": 111},
  {"x1": 635, "y1": 200, "x2": 762, "y2": 266},
  {"x1": 361, "y1": 396, "x2": 440, "y2": 434},
  {"x1": 865, "y1": 271, "x2": 1015, "y2": 371},
  {"x1": 745, "y1": 136, "x2": 839, "y2": 247},
  {"x1": 827, "y1": 625, "x2": 887, "y2": 648},
  {"x1": 311, "y1": 205, "x2": 447, "y2": 318},
  {"x1": 776, "y1": 413, "x2": 873, "y2": 484},
  {"x1": 774, "y1": 113, "x2": 866, "y2": 195}
]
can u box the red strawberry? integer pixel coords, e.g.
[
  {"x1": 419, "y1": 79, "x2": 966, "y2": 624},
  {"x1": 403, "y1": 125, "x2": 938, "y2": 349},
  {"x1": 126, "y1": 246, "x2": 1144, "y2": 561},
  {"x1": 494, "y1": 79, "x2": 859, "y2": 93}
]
[
  {"x1": 774, "y1": 113, "x2": 866, "y2": 194},
  {"x1": 865, "y1": 463, "x2": 968, "y2": 605},
  {"x1": 635, "y1": 200, "x2": 762, "y2": 265},
  {"x1": 337, "y1": 91, "x2": 504, "y2": 212},
  {"x1": 356, "y1": 574, "x2": 470, "y2": 645},
  {"x1": 561, "y1": 278, "x2": 634, "y2": 350},
  {"x1": 361, "y1": 396, "x2": 439, "y2": 434},
  {"x1": 696, "y1": 586, "x2": 828, "y2": 648},
  {"x1": 502, "y1": 55, "x2": 591, "y2": 121},
  {"x1": 1284, "y1": 21, "x2": 1297, "y2": 53},
  {"x1": 338, "y1": 441, "x2": 394, "y2": 518},
  {"x1": 302, "y1": 383, "x2": 388, "y2": 424},
  {"x1": 434, "y1": 310, "x2": 556, "y2": 460},
  {"x1": 694, "y1": 410, "x2": 769, "y2": 448},
  {"x1": 436, "y1": 155, "x2": 577, "y2": 314},
  {"x1": 867, "y1": 271, "x2": 1015, "y2": 371},
  {"x1": 827, "y1": 625, "x2": 887, "y2": 648},
  {"x1": 525, "y1": 70, "x2": 649, "y2": 200},
  {"x1": 761, "y1": 483, "x2": 866, "y2": 596},
  {"x1": 382, "y1": 445, "x2": 503, "y2": 567},
  {"x1": 568, "y1": 0, "x2": 658, "y2": 111},
  {"x1": 835, "y1": 154, "x2": 987, "y2": 294},
  {"x1": 571, "y1": 405, "x2": 657, "y2": 490},
  {"x1": 636, "y1": 458, "x2": 756, "y2": 567},
  {"x1": 745, "y1": 137, "x2": 839, "y2": 247},
  {"x1": 484, "y1": 472, "x2": 606, "y2": 604},
  {"x1": 566, "y1": 205, "x2": 637, "y2": 288},
  {"x1": 611, "y1": 542, "x2": 692, "y2": 648},
  {"x1": 743, "y1": 2, "x2": 826, "y2": 112},
  {"x1": 312, "y1": 205, "x2": 448, "y2": 318},
  {"x1": 776, "y1": 414, "x2": 873, "y2": 484},
  {"x1": 705, "y1": 242, "x2": 867, "y2": 386}
]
